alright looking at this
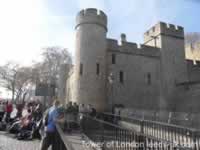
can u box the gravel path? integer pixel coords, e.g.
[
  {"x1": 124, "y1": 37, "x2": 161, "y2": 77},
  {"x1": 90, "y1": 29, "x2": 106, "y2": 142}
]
[{"x1": 0, "y1": 131, "x2": 40, "y2": 150}]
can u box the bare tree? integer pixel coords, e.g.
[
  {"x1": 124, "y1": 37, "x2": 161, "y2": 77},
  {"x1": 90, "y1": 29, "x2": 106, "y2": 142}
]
[
  {"x1": 0, "y1": 63, "x2": 33, "y2": 102},
  {"x1": 14, "y1": 67, "x2": 34, "y2": 102},
  {"x1": 33, "y1": 46, "x2": 72, "y2": 96},
  {"x1": 0, "y1": 47, "x2": 72, "y2": 103}
]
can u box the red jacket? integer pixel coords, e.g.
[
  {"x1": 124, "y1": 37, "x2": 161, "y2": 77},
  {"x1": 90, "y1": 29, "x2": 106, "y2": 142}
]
[{"x1": 6, "y1": 104, "x2": 13, "y2": 113}]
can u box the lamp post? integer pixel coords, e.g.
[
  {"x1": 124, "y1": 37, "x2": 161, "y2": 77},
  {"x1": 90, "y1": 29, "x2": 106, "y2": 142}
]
[{"x1": 108, "y1": 73, "x2": 114, "y2": 113}]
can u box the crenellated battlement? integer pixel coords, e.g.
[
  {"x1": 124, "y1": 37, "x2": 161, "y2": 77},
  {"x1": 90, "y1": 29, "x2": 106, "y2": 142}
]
[
  {"x1": 107, "y1": 38, "x2": 160, "y2": 57},
  {"x1": 144, "y1": 22, "x2": 184, "y2": 43},
  {"x1": 78, "y1": 8, "x2": 107, "y2": 20},
  {"x1": 75, "y1": 8, "x2": 107, "y2": 30}
]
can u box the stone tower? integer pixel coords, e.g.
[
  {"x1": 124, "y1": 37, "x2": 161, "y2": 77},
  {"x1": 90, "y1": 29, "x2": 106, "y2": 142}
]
[
  {"x1": 74, "y1": 8, "x2": 107, "y2": 111},
  {"x1": 144, "y1": 22, "x2": 188, "y2": 110}
]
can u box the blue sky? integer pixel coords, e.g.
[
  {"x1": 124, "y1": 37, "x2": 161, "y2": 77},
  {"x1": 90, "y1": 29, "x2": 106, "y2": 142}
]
[
  {"x1": 0, "y1": 0, "x2": 199, "y2": 98},
  {"x1": 0, "y1": 0, "x2": 199, "y2": 66},
  {"x1": 45, "y1": 0, "x2": 200, "y2": 43}
]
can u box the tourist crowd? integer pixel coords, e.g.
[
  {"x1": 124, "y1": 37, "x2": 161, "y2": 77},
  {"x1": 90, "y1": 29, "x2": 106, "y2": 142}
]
[
  {"x1": 40, "y1": 100, "x2": 97, "y2": 150},
  {"x1": 0, "y1": 99, "x2": 97, "y2": 149},
  {"x1": 0, "y1": 100, "x2": 43, "y2": 140}
]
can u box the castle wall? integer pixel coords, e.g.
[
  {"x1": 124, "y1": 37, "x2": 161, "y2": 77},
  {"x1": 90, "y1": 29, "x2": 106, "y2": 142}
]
[
  {"x1": 165, "y1": 60, "x2": 200, "y2": 113},
  {"x1": 106, "y1": 39, "x2": 161, "y2": 110},
  {"x1": 107, "y1": 38, "x2": 160, "y2": 57},
  {"x1": 174, "y1": 84, "x2": 200, "y2": 113},
  {"x1": 68, "y1": 9, "x2": 200, "y2": 116},
  {"x1": 186, "y1": 60, "x2": 200, "y2": 82},
  {"x1": 74, "y1": 8, "x2": 108, "y2": 111},
  {"x1": 144, "y1": 22, "x2": 188, "y2": 110}
]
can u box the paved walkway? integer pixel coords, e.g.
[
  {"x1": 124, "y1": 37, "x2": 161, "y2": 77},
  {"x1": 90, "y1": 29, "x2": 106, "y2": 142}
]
[{"x1": 0, "y1": 131, "x2": 40, "y2": 150}]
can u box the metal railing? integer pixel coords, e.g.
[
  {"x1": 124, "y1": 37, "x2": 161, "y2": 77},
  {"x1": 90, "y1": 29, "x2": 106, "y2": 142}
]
[
  {"x1": 82, "y1": 114, "x2": 199, "y2": 150},
  {"x1": 94, "y1": 112, "x2": 200, "y2": 149},
  {"x1": 54, "y1": 112, "x2": 200, "y2": 149},
  {"x1": 142, "y1": 119, "x2": 200, "y2": 149}
]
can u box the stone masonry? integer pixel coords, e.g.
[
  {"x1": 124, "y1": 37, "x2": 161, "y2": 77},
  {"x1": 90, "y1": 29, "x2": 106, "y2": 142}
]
[{"x1": 66, "y1": 8, "x2": 200, "y2": 113}]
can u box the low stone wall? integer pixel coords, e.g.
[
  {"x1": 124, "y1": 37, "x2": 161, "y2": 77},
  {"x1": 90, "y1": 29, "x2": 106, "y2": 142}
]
[{"x1": 55, "y1": 124, "x2": 69, "y2": 150}]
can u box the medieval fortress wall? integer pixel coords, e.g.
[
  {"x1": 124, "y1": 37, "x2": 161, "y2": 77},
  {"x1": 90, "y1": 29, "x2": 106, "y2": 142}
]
[
  {"x1": 66, "y1": 8, "x2": 200, "y2": 113},
  {"x1": 73, "y1": 8, "x2": 108, "y2": 111}
]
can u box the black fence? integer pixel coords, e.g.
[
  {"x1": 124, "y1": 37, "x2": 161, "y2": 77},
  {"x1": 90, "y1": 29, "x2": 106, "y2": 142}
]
[
  {"x1": 102, "y1": 112, "x2": 200, "y2": 149},
  {"x1": 142, "y1": 119, "x2": 200, "y2": 149},
  {"x1": 82, "y1": 113, "x2": 200, "y2": 150}
]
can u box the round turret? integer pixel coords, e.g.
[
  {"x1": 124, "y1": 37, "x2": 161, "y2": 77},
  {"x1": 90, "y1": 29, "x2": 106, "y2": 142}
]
[
  {"x1": 75, "y1": 8, "x2": 107, "y2": 31},
  {"x1": 74, "y1": 8, "x2": 108, "y2": 112}
]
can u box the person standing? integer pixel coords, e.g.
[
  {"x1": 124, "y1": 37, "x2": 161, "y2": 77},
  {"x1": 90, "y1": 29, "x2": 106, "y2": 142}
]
[
  {"x1": 16, "y1": 103, "x2": 23, "y2": 119},
  {"x1": 65, "y1": 101, "x2": 76, "y2": 131},
  {"x1": 79, "y1": 104, "x2": 87, "y2": 116},
  {"x1": 40, "y1": 100, "x2": 61, "y2": 150},
  {"x1": 78, "y1": 104, "x2": 87, "y2": 132},
  {"x1": 73, "y1": 102, "x2": 79, "y2": 114},
  {"x1": 6, "y1": 101, "x2": 13, "y2": 123},
  {"x1": 0, "y1": 102, "x2": 5, "y2": 122}
]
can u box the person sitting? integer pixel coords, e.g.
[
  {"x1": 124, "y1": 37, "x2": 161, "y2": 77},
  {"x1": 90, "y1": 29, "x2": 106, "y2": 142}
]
[
  {"x1": 20, "y1": 108, "x2": 33, "y2": 130},
  {"x1": 33, "y1": 103, "x2": 43, "y2": 122}
]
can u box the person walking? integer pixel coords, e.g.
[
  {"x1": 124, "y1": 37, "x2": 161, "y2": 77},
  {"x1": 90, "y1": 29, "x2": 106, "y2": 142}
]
[{"x1": 40, "y1": 100, "x2": 62, "y2": 150}]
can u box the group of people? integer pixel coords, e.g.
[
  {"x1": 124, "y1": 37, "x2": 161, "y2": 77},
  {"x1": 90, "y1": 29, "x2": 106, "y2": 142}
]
[
  {"x1": 64, "y1": 102, "x2": 97, "y2": 132},
  {"x1": 1, "y1": 99, "x2": 97, "y2": 150},
  {"x1": 65, "y1": 101, "x2": 96, "y2": 116},
  {"x1": 0, "y1": 101, "x2": 13, "y2": 123},
  {"x1": 0, "y1": 100, "x2": 43, "y2": 140},
  {"x1": 40, "y1": 100, "x2": 97, "y2": 150}
]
